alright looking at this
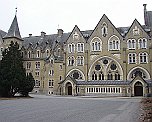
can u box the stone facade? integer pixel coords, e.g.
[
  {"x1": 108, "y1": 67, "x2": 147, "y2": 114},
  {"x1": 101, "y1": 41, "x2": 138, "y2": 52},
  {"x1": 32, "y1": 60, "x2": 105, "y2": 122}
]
[{"x1": 0, "y1": 4, "x2": 152, "y2": 97}]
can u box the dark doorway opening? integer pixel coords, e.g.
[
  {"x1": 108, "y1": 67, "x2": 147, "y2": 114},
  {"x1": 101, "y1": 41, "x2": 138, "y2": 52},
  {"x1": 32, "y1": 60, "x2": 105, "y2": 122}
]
[
  {"x1": 134, "y1": 82, "x2": 143, "y2": 96},
  {"x1": 66, "y1": 82, "x2": 72, "y2": 95}
]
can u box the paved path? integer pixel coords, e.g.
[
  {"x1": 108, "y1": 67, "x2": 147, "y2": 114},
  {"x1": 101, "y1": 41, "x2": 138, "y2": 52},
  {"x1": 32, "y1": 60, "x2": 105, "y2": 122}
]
[{"x1": 0, "y1": 95, "x2": 141, "y2": 122}]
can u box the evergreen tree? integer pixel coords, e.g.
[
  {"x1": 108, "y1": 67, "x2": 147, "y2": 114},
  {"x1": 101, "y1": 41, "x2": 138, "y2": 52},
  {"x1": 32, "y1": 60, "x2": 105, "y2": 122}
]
[
  {"x1": 19, "y1": 73, "x2": 35, "y2": 97},
  {"x1": 0, "y1": 41, "x2": 34, "y2": 97}
]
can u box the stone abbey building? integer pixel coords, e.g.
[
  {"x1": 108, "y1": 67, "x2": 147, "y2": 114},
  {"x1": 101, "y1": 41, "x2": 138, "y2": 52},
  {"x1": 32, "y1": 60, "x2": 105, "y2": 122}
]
[{"x1": 0, "y1": 4, "x2": 152, "y2": 97}]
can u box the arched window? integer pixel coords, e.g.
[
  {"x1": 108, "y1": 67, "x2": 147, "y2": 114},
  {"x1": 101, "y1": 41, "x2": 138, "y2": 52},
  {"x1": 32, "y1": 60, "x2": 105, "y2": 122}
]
[
  {"x1": 107, "y1": 73, "x2": 113, "y2": 80},
  {"x1": 108, "y1": 36, "x2": 120, "y2": 50},
  {"x1": 139, "y1": 52, "x2": 148, "y2": 63},
  {"x1": 46, "y1": 50, "x2": 49, "y2": 57},
  {"x1": 99, "y1": 72, "x2": 104, "y2": 80},
  {"x1": 68, "y1": 44, "x2": 75, "y2": 53},
  {"x1": 127, "y1": 39, "x2": 136, "y2": 49},
  {"x1": 102, "y1": 23, "x2": 108, "y2": 37},
  {"x1": 91, "y1": 37, "x2": 102, "y2": 51},
  {"x1": 77, "y1": 56, "x2": 84, "y2": 66},
  {"x1": 115, "y1": 73, "x2": 120, "y2": 80},
  {"x1": 28, "y1": 51, "x2": 31, "y2": 58},
  {"x1": 138, "y1": 38, "x2": 147, "y2": 49},
  {"x1": 92, "y1": 72, "x2": 97, "y2": 81}
]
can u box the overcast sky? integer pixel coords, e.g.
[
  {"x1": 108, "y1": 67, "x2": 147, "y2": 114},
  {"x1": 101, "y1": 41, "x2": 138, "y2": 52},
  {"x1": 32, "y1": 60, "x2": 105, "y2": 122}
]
[{"x1": 0, "y1": 0, "x2": 152, "y2": 37}]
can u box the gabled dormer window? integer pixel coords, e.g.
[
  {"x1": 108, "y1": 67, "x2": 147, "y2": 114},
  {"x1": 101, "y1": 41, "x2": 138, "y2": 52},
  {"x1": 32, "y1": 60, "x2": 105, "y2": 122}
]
[
  {"x1": 37, "y1": 50, "x2": 40, "y2": 58},
  {"x1": 46, "y1": 49, "x2": 49, "y2": 57},
  {"x1": 28, "y1": 51, "x2": 31, "y2": 58}
]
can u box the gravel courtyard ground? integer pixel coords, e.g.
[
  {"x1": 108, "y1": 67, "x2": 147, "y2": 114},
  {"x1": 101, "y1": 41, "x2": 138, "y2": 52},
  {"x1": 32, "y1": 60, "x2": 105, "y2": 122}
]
[{"x1": 0, "y1": 95, "x2": 141, "y2": 122}]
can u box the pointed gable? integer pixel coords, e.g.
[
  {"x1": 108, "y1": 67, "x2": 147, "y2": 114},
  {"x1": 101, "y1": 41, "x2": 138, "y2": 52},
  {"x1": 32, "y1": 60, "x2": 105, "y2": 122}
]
[
  {"x1": 88, "y1": 14, "x2": 122, "y2": 43},
  {"x1": 66, "y1": 25, "x2": 86, "y2": 43},
  {"x1": 125, "y1": 19, "x2": 149, "y2": 38},
  {"x1": 4, "y1": 15, "x2": 22, "y2": 40}
]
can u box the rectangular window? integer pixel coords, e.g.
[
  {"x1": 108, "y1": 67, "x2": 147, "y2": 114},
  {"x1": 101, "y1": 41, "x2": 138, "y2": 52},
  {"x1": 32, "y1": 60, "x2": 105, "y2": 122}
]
[
  {"x1": 35, "y1": 80, "x2": 40, "y2": 87},
  {"x1": 35, "y1": 71, "x2": 40, "y2": 76},
  {"x1": 48, "y1": 80, "x2": 54, "y2": 87},
  {"x1": 35, "y1": 62, "x2": 40, "y2": 69},
  {"x1": 37, "y1": 50, "x2": 40, "y2": 58},
  {"x1": 26, "y1": 62, "x2": 31, "y2": 69}
]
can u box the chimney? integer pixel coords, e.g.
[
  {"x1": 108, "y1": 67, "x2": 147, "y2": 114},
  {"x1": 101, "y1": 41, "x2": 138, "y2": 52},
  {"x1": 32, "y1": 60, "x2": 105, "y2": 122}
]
[
  {"x1": 57, "y1": 29, "x2": 63, "y2": 37},
  {"x1": 41, "y1": 31, "x2": 46, "y2": 38},
  {"x1": 143, "y1": 4, "x2": 147, "y2": 11},
  {"x1": 29, "y1": 34, "x2": 32, "y2": 37}
]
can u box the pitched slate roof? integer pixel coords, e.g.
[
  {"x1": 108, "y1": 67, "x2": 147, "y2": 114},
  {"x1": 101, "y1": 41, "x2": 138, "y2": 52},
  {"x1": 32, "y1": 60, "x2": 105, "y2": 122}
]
[
  {"x1": 0, "y1": 30, "x2": 7, "y2": 37},
  {"x1": 23, "y1": 33, "x2": 70, "y2": 49},
  {"x1": 4, "y1": 15, "x2": 22, "y2": 40}
]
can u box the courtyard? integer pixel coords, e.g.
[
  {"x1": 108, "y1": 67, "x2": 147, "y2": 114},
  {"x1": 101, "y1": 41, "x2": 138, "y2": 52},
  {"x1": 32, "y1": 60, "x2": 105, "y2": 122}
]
[{"x1": 0, "y1": 95, "x2": 141, "y2": 122}]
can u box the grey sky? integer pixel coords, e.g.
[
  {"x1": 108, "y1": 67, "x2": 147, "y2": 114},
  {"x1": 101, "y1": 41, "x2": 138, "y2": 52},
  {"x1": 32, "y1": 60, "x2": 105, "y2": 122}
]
[{"x1": 0, "y1": 0, "x2": 151, "y2": 37}]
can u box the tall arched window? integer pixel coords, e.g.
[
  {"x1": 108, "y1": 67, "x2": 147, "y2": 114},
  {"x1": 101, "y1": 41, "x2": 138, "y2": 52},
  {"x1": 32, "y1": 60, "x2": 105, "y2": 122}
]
[
  {"x1": 91, "y1": 37, "x2": 102, "y2": 51},
  {"x1": 107, "y1": 73, "x2": 113, "y2": 80},
  {"x1": 108, "y1": 36, "x2": 120, "y2": 50},
  {"x1": 92, "y1": 72, "x2": 97, "y2": 81},
  {"x1": 99, "y1": 72, "x2": 104, "y2": 80},
  {"x1": 115, "y1": 73, "x2": 120, "y2": 80}
]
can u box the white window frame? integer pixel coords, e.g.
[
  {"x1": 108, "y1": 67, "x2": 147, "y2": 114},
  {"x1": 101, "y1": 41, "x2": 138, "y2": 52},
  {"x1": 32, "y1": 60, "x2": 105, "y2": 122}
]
[
  {"x1": 139, "y1": 52, "x2": 148, "y2": 64},
  {"x1": 138, "y1": 38, "x2": 147, "y2": 49},
  {"x1": 35, "y1": 62, "x2": 40, "y2": 69},
  {"x1": 127, "y1": 39, "x2": 136, "y2": 50},
  {"x1": 77, "y1": 56, "x2": 84, "y2": 66},
  {"x1": 128, "y1": 53, "x2": 137, "y2": 64},
  {"x1": 35, "y1": 80, "x2": 40, "y2": 87},
  {"x1": 77, "y1": 43, "x2": 84, "y2": 52},
  {"x1": 108, "y1": 40, "x2": 120, "y2": 51},
  {"x1": 68, "y1": 44, "x2": 75, "y2": 53}
]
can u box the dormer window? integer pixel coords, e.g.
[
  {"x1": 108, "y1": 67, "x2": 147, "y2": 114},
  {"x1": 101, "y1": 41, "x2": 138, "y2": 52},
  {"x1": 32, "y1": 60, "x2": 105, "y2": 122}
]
[
  {"x1": 46, "y1": 50, "x2": 49, "y2": 57},
  {"x1": 28, "y1": 51, "x2": 31, "y2": 58},
  {"x1": 37, "y1": 50, "x2": 40, "y2": 58}
]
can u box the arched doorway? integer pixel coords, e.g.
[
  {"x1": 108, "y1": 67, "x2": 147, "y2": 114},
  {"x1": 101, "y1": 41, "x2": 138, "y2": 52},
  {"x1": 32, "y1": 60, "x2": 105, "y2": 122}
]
[
  {"x1": 134, "y1": 81, "x2": 143, "y2": 96},
  {"x1": 66, "y1": 82, "x2": 72, "y2": 95}
]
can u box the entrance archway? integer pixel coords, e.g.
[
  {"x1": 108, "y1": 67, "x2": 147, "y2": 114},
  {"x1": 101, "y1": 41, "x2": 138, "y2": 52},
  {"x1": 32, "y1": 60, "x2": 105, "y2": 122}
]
[
  {"x1": 65, "y1": 82, "x2": 72, "y2": 95},
  {"x1": 134, "y1": 81, "x2": 143, "y2": 96}
]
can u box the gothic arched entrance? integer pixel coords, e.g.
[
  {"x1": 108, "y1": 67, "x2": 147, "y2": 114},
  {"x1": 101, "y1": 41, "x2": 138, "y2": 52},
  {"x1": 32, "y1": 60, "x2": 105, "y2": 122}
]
[
  {"x1": 134, "y1": 81, "x2": 143, "y2": 96},
  {"x1": 66, "y1": 82, "x2": 72, "y2": 95}
]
